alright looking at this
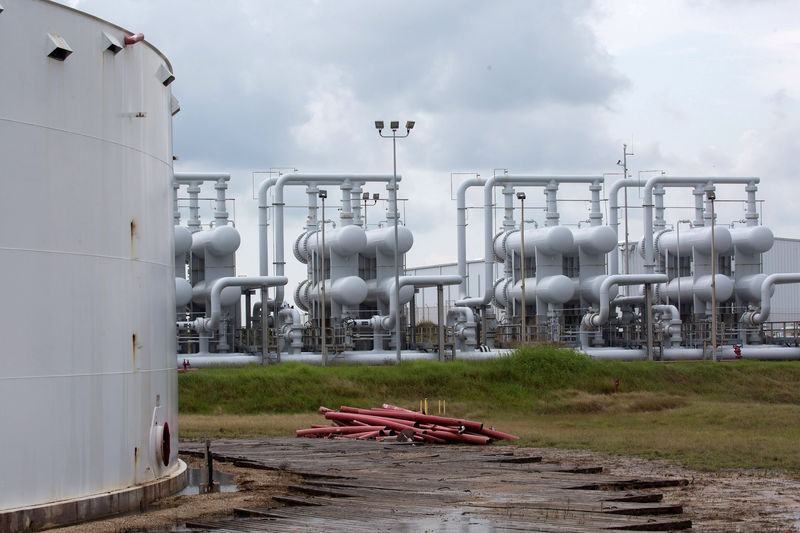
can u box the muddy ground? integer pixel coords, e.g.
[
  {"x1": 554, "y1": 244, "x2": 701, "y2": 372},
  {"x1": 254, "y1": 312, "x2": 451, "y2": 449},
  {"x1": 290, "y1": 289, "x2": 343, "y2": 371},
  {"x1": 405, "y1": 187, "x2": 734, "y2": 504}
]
[{"x1": 54, "y1": 442, "x2": 800, "y2": 532}]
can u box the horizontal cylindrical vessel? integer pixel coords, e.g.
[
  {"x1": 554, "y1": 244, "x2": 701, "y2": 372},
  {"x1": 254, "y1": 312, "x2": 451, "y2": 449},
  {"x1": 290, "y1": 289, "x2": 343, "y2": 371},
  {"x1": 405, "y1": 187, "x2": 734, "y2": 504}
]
[
  {"x1": 504, "y1": 225, "x2": 574, "y2": 257},
  {"x1": 362, "y1": 226, "x2": 414, "y2": 257},
  {"x1": 730, "y1": 226, "x2": 774, "y2": 254},
  {"x1": 305, "y1": 224, "x2": 367, "y2": 256},
  {"x1": 655, "y1": 226, "x2": 732, "y2": 256},
  {"x1": 191, "y1": 225, "x2": 241, "y2": 257}
]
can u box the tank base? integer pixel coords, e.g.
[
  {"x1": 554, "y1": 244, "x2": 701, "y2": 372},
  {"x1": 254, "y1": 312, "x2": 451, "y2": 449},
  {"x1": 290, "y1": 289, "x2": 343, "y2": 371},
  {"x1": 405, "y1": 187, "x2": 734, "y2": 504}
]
[{"x1": 0, "y1": 460, "x2": 188, "y2": 532}]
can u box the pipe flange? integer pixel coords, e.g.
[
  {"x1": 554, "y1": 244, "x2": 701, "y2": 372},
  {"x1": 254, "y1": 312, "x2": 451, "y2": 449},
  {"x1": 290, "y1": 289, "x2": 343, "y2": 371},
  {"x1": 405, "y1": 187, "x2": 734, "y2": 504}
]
[
  {"x1": 493, "y1": 231, "x2": 507, "y2": 263},
  {"x1": 653, "y1": 229, "x2": 669, "y2": 259},
  {"x1": 293, "y1": 231, "x2": 309, "y2": 263},
  {"x1": 294, "y1": 279, "x2": 310, "y2": 312},
  {"x1": 491, "y1": 278, "x2": 506, "y2": 309}
]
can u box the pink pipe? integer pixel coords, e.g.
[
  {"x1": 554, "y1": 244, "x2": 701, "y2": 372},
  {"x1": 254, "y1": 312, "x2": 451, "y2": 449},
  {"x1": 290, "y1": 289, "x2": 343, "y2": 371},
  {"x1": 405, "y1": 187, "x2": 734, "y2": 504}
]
[
  {"x1": 427, "y1": 430, "x2": 490, "y2": 445},
  {"x1": 124, "y1": 33, "x2": 145, "y2": 45},
  {"x1": 353, "y1": 430, "x2": 381, "y2": 439},
  {"x1": 296, "y1": 425, "x2": 386, "y2": 437},
  {"x1": 339, "y1": 407, "x2": 484, "y2": 432},
  {"x1": 325, "y1": 412, "x2": 417, "y2": 432}
]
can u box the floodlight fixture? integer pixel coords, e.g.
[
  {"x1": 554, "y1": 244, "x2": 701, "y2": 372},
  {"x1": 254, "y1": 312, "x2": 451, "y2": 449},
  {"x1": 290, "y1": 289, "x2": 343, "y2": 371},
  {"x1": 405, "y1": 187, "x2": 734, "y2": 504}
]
[
  {"x1": 362, "y1": 192, "x2": 369, "y2": 200},
  {"x1": 372, "y1": 193, "x2": 380, "y2": 200},
  {"x1": 405, "y1": 120, "x2": 415, "y2": 130},
  {"x1": 706, "y1": 190, "x2": 716, "y2": 201},
  {"x1": 516, "y1": 191, "x2": 526, "y2": 200},
  {"x1": 318, "y1": 189, "x2": 327, "y2": 199},
  {"x1": 374, "y1": 120, "x2": 384, "y2": 130},
  {"x1": 390, "y1": 120, "x2": 399, "y2": 130}
]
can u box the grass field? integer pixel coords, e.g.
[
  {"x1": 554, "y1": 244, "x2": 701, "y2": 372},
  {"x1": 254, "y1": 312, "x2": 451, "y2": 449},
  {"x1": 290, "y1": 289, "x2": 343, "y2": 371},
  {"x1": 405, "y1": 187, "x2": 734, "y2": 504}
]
[{"x1": 179, "y1": 346, "x2": 800, "y2": 472}]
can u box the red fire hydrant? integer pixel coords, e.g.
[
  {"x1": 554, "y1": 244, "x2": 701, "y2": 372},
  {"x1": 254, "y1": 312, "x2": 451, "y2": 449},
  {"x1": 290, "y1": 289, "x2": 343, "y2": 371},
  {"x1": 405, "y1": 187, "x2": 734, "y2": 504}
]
[{"x1": 734, "y1": 345, "x2": 742, "y2": 359}]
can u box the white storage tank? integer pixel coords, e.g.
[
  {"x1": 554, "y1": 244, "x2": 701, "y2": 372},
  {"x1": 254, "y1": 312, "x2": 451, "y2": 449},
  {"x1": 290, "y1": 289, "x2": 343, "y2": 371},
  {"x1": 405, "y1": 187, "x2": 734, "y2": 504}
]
[{"x1": 0, "y1": 0, "x2": 185, "y2": 529}]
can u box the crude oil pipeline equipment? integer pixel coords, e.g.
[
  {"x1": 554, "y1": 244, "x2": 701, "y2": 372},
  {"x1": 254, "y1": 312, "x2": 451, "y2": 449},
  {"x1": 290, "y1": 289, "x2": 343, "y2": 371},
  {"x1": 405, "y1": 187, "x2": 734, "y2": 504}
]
[{"x1": 175, "y1": 167, "x2": 800, "y2": 365}]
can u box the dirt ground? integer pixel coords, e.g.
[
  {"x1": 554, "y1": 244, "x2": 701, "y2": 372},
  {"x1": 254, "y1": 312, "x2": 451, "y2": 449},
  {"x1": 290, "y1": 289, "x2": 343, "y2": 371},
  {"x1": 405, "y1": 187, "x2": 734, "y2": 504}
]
[
  {"x1": 54, "y1": 444, "x2": 800, "y2": 532},
  {"x1": 533, "y1": 447, "x2": 800, "y2": 532}
]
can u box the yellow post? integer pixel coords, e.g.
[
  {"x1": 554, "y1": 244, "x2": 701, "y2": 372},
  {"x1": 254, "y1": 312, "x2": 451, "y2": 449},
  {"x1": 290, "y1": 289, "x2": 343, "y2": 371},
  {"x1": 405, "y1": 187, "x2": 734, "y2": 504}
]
[
  {"x1": 424, "y1": 398, "x2": 428, "y2": 414},
  {"x1": 443, "y1": 400, "x2": 446, "y2": 414}
]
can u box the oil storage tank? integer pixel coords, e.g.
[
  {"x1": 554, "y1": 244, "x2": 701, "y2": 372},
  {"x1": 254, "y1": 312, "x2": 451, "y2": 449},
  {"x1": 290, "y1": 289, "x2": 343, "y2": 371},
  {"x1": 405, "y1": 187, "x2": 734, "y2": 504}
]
[{"x1": 0, "y1": 1, "x2": 185, "y2": 529}]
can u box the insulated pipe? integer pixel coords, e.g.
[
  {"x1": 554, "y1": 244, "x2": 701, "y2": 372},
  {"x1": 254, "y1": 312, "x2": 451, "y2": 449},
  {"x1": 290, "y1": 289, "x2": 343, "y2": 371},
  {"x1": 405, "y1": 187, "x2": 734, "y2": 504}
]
[
  {"x1": 653, "y1": 185, "x2": 666, "y2": 232},
  {"x1": 278, "y1": 307, "x2": 304, "y2": 354},
  {"x1": 193, "y1": 276, "x2": 287, "y2": 331},
  {"x1": 456, "y1": 176, "x2": 486, "y2": 299},
  {"x1": 608, "y1": 178, "x2": 646, "y2": 276},
  {"x1": 214, "y1": 178, "x2": 228, "y2": 226},
  {"x1": 589, "y1": 180, "x2": 603, "y2": 226},
  {"x1": 456, "y1": 175, "x2": 603, "y2": 307},
  {"x1": 262, "y1": 174, "x2": 397, "y2": 308},
  {"x1": 642, "y1": 177, "x2": 758, "y2": 272},
  {"x1": 745, "y1": 182, "x2": 759, "y2": 226},
  {"x1": 742, "y1": 273, "x2": 800, "y2": 325},
  {"x1": 340, "y1": 179, "x2": 353, "y2": 226},
  {"x1": 351, "y1": 184, "x2": 363, "y2": 227},
  {"x1": 379, "y1": 275, "x2": 462, "y2": 330},
  {"x1": 652, "y1": 304, "x2": 682, "y2": 345},
  {"x1": 186, "y1": 181, "x2": 201, "y2": 233},
  {"x1": 582, "y1": 274, "x2": 668, "y2": 327}
]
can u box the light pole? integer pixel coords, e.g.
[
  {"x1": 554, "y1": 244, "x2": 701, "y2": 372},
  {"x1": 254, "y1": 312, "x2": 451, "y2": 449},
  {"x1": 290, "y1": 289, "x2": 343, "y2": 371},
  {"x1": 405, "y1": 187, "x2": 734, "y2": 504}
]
[
  {"x1": 517, "y1": 191, "x2": 527, "y2": 343},
  {"x1": 376, "y1": 120, "x2": 415, "y2": 363},
  {"x1": 707, "y1": 189, "x2": 717, "y2": 362},
  {"x1": 319, "y1": 189, "x2": 328, "y2": 365}
]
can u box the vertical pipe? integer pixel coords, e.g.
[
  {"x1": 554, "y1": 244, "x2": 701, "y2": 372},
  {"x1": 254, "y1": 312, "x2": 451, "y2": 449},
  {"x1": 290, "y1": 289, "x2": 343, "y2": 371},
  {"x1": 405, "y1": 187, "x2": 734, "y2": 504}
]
[
  {"x1": 693, "y1": 186, "x2": 705, "y2": 227},
  {"x1": 745, "y1": 182, "x2": 758, "y2": 227},
  {"x1": 710, "y1": 193, "x2": 717, "y2": 362},
  {"x1": 340, "y1": 180, "x2": 353, "y2": 226},
  {"x1": 214, "y1": 178, "x2": 228, "y2": 226},
  {"x1": 519, "y1": 196, "x2": 526, "y2": 343},
  {"x1": 306, "y1": 184, "x2": 319, "y2": 232},
  {"x1": 645, "y1": 283, "x2": 653, "y2": 360},
  {"x1": 187, "y1": 181, "x2": 201, "y2": 233},
  {"x1": 351, "y1": 184, "x2": 363, "y2": 227},
  {"x1": 321, "y1": 196, "x2": 327, "y2": 365},
  {"x1": 654, "y1": 185, "x2": 666, "y2": 232},
  {"x1": 456, "y1": 176, "x2": 485, "y2": 299},
  {"x1": 589, "y1": 180, "x2": 602, "y2": 226},
  {"x1": 544, "y1": 180, "x2": 559, "y2": 227},
  {"x1": 437, "y1": 286, "x2": 445, "y2": 362}
]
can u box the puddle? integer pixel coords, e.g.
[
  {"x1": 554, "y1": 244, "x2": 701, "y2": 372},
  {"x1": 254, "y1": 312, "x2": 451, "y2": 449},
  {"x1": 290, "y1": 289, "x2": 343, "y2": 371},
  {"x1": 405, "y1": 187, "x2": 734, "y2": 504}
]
[{"x1": 177, "y1": 468, "x2": 238, "y2": 495}]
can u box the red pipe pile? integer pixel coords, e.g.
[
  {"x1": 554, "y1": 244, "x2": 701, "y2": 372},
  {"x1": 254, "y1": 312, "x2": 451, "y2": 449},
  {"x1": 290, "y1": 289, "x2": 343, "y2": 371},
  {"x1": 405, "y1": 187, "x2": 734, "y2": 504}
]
[{"x1": 296, "y1": 404, "x2": 519, "y2": 444}]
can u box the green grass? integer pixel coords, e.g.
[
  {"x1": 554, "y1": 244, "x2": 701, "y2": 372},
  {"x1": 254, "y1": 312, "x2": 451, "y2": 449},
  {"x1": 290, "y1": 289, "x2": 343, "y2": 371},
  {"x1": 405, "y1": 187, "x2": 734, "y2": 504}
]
[{"x1": 179, "y1": 345, "x2": 800, "y2": 472}]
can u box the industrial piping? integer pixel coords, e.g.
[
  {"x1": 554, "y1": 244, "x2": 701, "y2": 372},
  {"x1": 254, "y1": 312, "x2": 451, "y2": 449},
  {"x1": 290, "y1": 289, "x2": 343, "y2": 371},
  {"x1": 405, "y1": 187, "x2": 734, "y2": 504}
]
[
  {"x1": 258, "y1": 174, "x2": 398, "y2": 307},
  {"x1": 379, "y1": 275, "x2": 463, "y2": 330},
  {"x1": 192, "y1": 276, "x2": 288, "y2": 331},
  {"x1": 642, "y1": 177, "x2": 758, "y2": 272},
  {"x1": 741, "y1": 273, "x2": 800, "y2": 325},
  {"x1": 456, "y1": 176, "x2": 486, "y2": 300},
  {"x1": 581, "y1": 274, "x2": 668, "y2": 327},
  {"x1": 455, "y1": 175, "x2": 603, "y2": 308}
]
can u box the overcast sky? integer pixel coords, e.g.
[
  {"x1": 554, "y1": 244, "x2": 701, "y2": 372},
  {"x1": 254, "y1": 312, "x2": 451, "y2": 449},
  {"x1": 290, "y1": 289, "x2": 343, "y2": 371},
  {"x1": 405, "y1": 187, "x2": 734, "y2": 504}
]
[{"x1": 63, "y1": 0, "x2": 800, "y2": 291}]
